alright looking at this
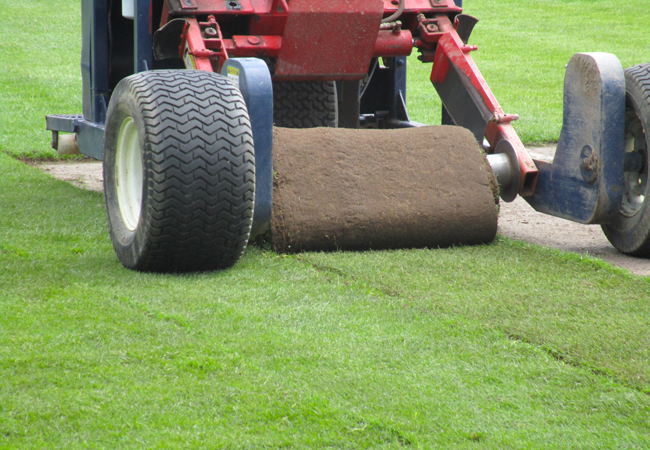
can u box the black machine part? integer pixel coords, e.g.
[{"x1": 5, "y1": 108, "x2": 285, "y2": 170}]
[
  {"x1": 601, "y1": 63, "x2": 650, "y2": 256},
  {"x1": 273, "y1": 81, "x2": 338, "y2": 128},
  {"x1": 103, "y1": 70, "x2": 255, "y2": 272}
]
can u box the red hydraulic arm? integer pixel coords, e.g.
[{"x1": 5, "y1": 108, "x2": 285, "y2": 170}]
[{"x1": 416, "y1": 14, "x2": 538, "y2": 195}]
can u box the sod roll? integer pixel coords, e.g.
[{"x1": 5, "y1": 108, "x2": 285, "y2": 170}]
[{"x1": 271, "y1": 126, "x2": 499, "y2": 253}]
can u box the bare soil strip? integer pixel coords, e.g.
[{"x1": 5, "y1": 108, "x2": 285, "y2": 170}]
[
  {"x1": 31, "y1": 146, "x2": 650, "y2": 276},
  {"x1": 30, "y1": 159, "x2": 104, "y2": 193}
]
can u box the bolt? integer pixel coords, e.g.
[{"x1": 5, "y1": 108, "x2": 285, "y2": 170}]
[
  {"x1": 247, "y1": 36, "x2": 261, "y2": 45},
  {"x1": 581, "y1": 154, "x2": 596, "y2": 171},
  {"x1": 426, "y1": 23, "x2": 439, "y2": 32},
  {"x1": 205, "y1": 27, "x2": 218, "y2": 37}
]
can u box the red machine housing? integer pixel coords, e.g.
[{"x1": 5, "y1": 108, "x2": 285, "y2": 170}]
[{"x1": 153, "y1": 0, "x2": 538, "y2": 194}]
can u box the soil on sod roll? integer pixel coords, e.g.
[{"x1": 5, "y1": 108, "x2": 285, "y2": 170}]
[{"x1": 271, "y1": 126, "x2": 499, "y2": 253}]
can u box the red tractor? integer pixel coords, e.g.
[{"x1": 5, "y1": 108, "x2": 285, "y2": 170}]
[{"x1": 47, "y1": 0, "x2": 648, "y2": 272}]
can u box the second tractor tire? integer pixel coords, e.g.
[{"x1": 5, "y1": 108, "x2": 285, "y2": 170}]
[
  {"x1": 273, "y1": 81, "x2": 338, "y2": 128},
  {"x1": 601, "y1": 63, "x2": 650, "y2": 256}
]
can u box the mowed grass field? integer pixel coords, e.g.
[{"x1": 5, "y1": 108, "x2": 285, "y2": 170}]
[{"x1": 1, "y1": 0, "x2": 650, "y2": 448}]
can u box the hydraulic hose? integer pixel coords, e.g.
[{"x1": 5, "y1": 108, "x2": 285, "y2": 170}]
[{"x1": 381, "y1": 0, "x2": 405, "y2": 23}]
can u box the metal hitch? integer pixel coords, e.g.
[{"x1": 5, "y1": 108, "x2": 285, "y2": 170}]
[
  {"x1": 486, "y1": 140, "x2": 521, "y2": 203},
  {"x1": 525, "y1": 53, "x2": 626, "y2": 224}
]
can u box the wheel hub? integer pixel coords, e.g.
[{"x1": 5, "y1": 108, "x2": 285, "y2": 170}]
[
  {"x1": 115, "y1": 116, "x2": 143, "y2": 231},
  {"x1": 620, "y1": 118, "x2": 648, "y2": 219}
]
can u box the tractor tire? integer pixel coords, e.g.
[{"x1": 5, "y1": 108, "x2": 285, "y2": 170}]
[
  {"x1": 602, "y1": 63, "x2": 650, "y2": 256},
  {"x1": 102, "y1": 70, "x2": 255, "y2": 272},
  {"x1": 273, "y1": 81, "x2": 338, "y2": 128}
]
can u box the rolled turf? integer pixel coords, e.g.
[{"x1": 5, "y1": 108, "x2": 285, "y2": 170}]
[{"x1": 271, "y1": 126, "x2": 499, "y2": 253}]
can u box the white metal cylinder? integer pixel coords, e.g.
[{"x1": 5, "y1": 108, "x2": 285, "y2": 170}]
[
  {"x1": 122, "y1": 0, "x2": 134, "y2": 19},
  {"x1": 57, "y1": 134, "x2": 81, "y2": 155}
]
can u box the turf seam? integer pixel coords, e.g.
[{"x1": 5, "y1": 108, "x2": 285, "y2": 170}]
[
  {"x1": 504, "y1": 331, "x2": 650, "y2": 397},
  {"x1": 296, "y1": 256, "x2": 403, "y2": 297},
  {"x1": 111, "y1": 293, "x2": 191, "y2": 332},
  {"x1": 296, "y1": 255, "x2": 356, "y2": 281},
  {"x1": 298, "y1": 255, "x2": 650, "y2": 397}
]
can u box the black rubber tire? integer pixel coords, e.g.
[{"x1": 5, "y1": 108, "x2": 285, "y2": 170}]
[
  {"x1": 103, "y1": 70, "x2": 255, "y2": 272},
  {"x1": 602, "y1": 63, "x2": 650, "y2": 256},
  {"x1": 273, "y1": 81, "x2": 338, "y2": 128}
]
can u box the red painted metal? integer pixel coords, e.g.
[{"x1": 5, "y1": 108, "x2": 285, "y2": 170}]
[
  {"x1": 164, "y1": 0, "x2": 460, "y2": 78},
  {"x1": 180, "y1": 18, "x2": 216, "y2": 71},
  {"x1": 168, "y1": 0, "x2": 460, "y2": 16},
  {"x1": 179, "y1": 0, "x2": 198, "y2": 10},
  {"x1": 421, "y1": 15, "x2": 539, "y2": 195},
  {"x1": 225, "y1": 36, "x2": 282, "y2": 58},
  {"x1": 159, "y1": 0, "x2": 170, "y2": 27},
  {"x1": 382, "y1": 0, "x2": 460, "y2": 13},
  {"x1": 173, "y1": 0, "x2": 256, "y2": 14},
  {"x1": 274, "y1": 0, "x2": 384, "y2": 81},
  {"x1": 373, "y1": 29, "x2": 413, "y2": 58},
  {"x1": 190, "y1": 29, "x2": 413, "y2": 62},
  {"x1": 249, "y1": 0, "x2": 288, "y2": 36}
]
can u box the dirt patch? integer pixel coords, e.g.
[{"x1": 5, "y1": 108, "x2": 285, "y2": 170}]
[
  {"x1": 28, "y1": 144, "x2": 650, "y2": 276},
  {"x1": 500, "y1": 146, "x2": 650, "y2": 277},
  {"x1": 271, "y1": 126, "x2": 498, "y2": 253},
  {"x1": 499, "y1": 196, "x2": 650, "y2": 275},
  {"x1": 31, "y1": 159, "x2": 103, "y2": 192}
]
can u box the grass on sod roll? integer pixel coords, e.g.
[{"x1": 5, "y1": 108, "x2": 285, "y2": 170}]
[{"x1": 2, "y1": 151, "x2": 650, "y2": 448}]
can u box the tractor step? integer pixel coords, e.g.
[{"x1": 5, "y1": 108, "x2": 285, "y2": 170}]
[
  {"x1": 45, "y1": 114, "x2": 105, "y2": 160},
  {"x1": 45, "y1": 114, "x2": 84, "y2": 133}
]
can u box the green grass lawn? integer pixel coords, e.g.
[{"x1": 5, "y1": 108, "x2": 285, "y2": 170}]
[
  {"x1": 0, "y1": 0, "x2": 82, "y2": 159},
  {"x1": 2, "y1": 0, "x2": 650, "y2": 448},
  {"x1": 2, "y1": 152, "x2": 650, "y2": 448}
]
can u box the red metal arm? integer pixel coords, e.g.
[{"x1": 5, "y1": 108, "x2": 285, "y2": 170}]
[
  {"x1": 417, "y1": 14, "x2": 539, "y2": 196},
  {"x1": 180, "y1": 18, "x2": 215, "y2": 72}
]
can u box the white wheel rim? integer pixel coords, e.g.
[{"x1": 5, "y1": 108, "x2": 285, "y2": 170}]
[
  {"x1": 115, "y1": 116, "x2": 143, "y2": 231},
  {"x1": 621, "y1": 127, "x2": 648, "y2": 218}
]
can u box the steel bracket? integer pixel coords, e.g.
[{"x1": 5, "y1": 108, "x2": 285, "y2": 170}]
[
  {"x1": 221, "y1": 58, "x2": 273, "y2": 238},
  {"x1": 525, "y1": 53, "x2": 626, "y2": 224}
]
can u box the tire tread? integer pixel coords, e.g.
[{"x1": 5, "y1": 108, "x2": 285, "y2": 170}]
[
  {"x1": 601, "y1": 63, "x2": 650, "y2": 256},
  {"x1": 106, "y1": 70, "x2": 254, "y2": 272},
  {"x1": 273, "y1": 81, "x2": 337, "y2": 128}
]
